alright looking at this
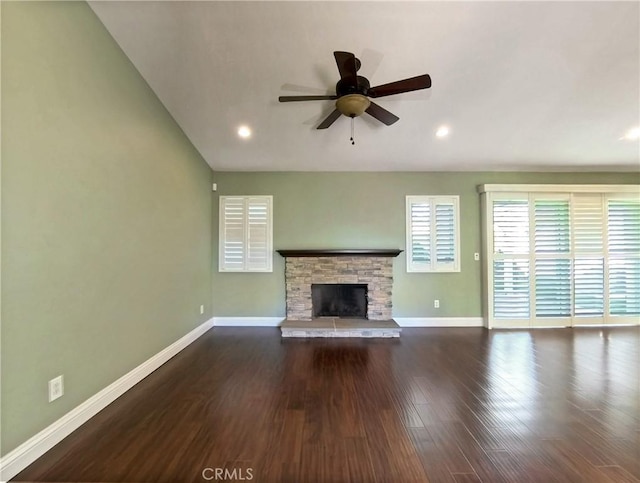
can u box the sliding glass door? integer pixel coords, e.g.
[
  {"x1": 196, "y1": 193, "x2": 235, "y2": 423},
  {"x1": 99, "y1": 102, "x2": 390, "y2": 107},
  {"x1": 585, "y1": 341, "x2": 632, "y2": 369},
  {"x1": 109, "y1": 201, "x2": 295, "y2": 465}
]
[{"x1": 482, "y1": 186, "x2": 639, "y2": 329}]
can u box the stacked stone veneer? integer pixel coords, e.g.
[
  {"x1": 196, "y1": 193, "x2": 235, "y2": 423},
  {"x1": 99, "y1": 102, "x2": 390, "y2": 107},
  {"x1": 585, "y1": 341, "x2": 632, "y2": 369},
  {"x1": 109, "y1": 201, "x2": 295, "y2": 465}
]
[{"x1": 285, "y1": 256, "x2": 394, "y2": 320}]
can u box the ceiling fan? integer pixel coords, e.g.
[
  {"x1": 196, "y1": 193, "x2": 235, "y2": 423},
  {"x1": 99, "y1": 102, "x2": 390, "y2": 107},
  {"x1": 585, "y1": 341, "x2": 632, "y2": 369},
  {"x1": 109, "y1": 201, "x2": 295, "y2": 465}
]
[{"x1": 279, "y1": 51, "x2": 431, "y2": 131}]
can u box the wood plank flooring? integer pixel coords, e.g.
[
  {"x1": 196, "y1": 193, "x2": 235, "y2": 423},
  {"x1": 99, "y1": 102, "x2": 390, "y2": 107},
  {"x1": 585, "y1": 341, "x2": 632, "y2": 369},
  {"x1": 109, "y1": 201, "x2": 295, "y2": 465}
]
[{"x1": 13, "y1": 326, "x2": 640, "y2": 482}]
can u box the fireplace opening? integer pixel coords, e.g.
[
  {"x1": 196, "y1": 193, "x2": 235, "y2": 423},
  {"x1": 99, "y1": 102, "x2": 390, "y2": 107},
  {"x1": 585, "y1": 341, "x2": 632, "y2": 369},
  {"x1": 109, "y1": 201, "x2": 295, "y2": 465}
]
[{"x1": 311, "y1": 283, "x2": 368, "y2": 319}]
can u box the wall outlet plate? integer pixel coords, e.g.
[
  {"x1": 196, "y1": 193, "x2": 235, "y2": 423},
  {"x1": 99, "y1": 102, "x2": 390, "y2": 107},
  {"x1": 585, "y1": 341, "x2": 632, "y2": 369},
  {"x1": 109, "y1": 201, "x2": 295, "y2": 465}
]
[
  {"x1": 474, "y1": 252, "x2": 480, "y2": 261},
  {"x1": 200, "y1": 305, "x2": 204, "y2": 314},
  {"x1": 434, "y1": 299, "x2": 440, "y2": 309},
  {"x1": 48, "y1": 375, "x2": 64, "y2": 402}
]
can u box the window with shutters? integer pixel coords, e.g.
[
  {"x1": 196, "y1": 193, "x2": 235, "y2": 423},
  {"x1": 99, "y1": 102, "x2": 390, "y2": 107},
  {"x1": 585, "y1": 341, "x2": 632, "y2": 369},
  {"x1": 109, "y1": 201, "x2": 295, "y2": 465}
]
[
  {"x1": 219, "y1": 196, "x2": 273, "y2": 272},
  {"x1": 492, "y1": 197, "x2": 530, "y2": 319},
  {"x1": 608, "y1": 197, "x2": 640, "y2": 316},
  {"x1": 533, "y1": 197, "x2": 572, "y2": 319},
  {"x1": 480, "y1": 185, "x2": 639, "y2": 328},
  {"x1": 406, "y1": 196, "x2": 460, "y2": 272},
  {"x1": 573, "y1": 194, "x2": 605, "y2": 318}
]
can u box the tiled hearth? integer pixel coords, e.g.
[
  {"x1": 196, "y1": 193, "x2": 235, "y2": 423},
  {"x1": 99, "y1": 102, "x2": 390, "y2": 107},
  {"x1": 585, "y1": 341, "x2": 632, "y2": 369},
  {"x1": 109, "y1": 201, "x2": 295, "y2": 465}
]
[
  {"x1": 277, "y1": 249, "x2": 402, "y2": 338},
  {"x1": 281, "y1": 318, "x2": 401, "y2": 338}
]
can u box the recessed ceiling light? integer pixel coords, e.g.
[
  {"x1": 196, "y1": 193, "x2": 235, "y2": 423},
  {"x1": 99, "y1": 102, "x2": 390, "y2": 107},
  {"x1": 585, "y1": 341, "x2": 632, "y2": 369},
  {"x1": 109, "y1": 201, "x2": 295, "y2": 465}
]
[
  {"x1": 436, "y1": 125, "x2": 450, "y2": 138},
  {"x1": 620, "y1": 126, "x2": 640, "y2": 141},
  {"x1": 237, "y1": 125, "x2": 252, "y2": 139}
]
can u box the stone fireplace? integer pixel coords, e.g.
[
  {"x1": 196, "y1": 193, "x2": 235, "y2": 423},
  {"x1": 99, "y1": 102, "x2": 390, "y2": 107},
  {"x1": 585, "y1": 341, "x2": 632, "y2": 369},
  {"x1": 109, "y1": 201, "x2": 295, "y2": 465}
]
[{"x1": 277, "y1": 249, "x2": 401, "y2": 321}]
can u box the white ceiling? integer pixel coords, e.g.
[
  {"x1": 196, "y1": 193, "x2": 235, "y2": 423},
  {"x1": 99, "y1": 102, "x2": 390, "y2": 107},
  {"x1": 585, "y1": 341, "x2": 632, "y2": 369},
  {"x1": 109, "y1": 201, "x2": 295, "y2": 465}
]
[{"x1": 89, "y1": 1, "x2": 640, "y2": 172}]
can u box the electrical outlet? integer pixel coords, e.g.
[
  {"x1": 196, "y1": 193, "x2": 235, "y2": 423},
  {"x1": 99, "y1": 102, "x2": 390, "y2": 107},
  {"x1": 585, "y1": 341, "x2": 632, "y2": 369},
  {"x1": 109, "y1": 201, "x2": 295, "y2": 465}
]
[
  {"x1": 200, "y1": 305, "x2": 204, "y2": 315},
  {"x1": 434, "y1": 299, "x2": 440, "y2": 309},
  {"x1": 48, "y1": 375, "x2": 64, "y2": 402},
  {"x1": 474, "y1": 252, "x2": 480, "y2": 261}
]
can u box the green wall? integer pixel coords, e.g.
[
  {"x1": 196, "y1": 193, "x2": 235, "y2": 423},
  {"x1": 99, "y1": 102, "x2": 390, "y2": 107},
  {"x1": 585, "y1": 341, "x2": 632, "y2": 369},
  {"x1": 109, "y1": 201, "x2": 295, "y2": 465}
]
[
  {"x1": 211, "y1": 172, "x2": 638, "y2": 318},
  {"x1": 1, "y1": 2, "x2": 213, "y2": 454}
]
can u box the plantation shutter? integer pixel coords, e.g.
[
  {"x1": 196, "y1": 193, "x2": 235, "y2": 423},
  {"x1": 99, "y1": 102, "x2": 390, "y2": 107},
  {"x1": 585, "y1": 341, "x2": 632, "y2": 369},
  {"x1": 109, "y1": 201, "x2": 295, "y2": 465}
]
[
  {"x1": 220, "y1": 197, "x2": 246, "y2": 271},
  {"x1": 572, "y1": 194, "x2": 605, "y2": 317},
  {"x1": 492, "y1": 199, "x2": 530, "y2": 319},
  {"x1": 607, "y1": 198, "x2": 640, "y2": 316},
  {"x1": 408, "y1": 201, "x2": 431, "y2": 269},
  {"x1": 435, "y1": 201, "x2": 457, "y2": 269},
  {"x1": 406, "y1": 196, "x2": 459, "y2": 272},
  {"x1": 246, "y1": 197, "x2": 271, "y2": 271},
  {"x1": 219, "y1": 196, "x2": 272, "y2": 272},
  {"x1": 533, "y1": 199, "x2": 571, "y2": 319}
]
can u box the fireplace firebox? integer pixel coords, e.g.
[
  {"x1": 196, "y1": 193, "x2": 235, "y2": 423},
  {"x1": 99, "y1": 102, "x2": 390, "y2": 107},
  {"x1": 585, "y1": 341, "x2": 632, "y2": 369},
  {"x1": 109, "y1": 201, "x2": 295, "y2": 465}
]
[{"x1": 311, "y1": 283, "x2": 368, "y2": 319}]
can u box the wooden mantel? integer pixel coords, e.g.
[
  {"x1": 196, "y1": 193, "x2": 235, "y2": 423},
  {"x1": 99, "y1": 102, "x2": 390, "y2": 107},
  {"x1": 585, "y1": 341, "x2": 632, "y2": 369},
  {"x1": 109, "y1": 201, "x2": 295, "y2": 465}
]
[{"x1": 276, "y1": 249, "x2": 402, "y2": 258}]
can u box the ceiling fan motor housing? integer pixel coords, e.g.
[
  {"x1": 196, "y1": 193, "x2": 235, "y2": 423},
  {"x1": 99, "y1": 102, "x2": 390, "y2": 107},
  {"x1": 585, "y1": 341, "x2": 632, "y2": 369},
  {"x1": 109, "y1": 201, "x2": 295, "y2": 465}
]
[{"x1": 336, "y1": 75, "x2": 371, "y2": 97}]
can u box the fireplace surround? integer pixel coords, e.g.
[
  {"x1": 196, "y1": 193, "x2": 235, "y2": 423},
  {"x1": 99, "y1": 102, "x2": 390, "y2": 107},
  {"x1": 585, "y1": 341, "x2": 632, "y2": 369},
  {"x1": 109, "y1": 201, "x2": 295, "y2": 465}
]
[{"x1": 277, "y1": 249, "x2": 401, "y2": 321}]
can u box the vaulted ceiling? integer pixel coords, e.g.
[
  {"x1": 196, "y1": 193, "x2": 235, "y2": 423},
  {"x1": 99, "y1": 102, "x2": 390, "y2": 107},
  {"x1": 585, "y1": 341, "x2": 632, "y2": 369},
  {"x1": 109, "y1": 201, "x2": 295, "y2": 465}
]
[{"x1": 90, "y1": 1, "x2": 639, "y2": 172}]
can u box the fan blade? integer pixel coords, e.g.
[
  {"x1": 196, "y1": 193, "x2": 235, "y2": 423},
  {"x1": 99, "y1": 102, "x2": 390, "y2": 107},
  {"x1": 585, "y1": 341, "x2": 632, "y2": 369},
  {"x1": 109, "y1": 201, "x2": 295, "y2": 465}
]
[
  {"x1": 317, "y1": 109, "x2": 342, "y2": 129},
  {"x1": 279, "y1": 95, "x2": 337, "y2": 102},
  {"x1": 368, "y1": 74, "x2": 431, "y2": 98},
  {"x1": 365, "y1": 102, "x2": 399, "y2": 126},
  {"x1": 334, "y1": 51, "x2": 358, "y2": 82}
]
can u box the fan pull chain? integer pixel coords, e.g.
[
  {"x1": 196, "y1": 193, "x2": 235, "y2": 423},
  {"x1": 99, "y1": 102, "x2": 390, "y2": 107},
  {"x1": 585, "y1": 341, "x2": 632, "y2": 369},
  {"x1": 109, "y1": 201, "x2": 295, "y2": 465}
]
[{"x1": 350, "y1": 116, "x2": 355, "y2": 145}]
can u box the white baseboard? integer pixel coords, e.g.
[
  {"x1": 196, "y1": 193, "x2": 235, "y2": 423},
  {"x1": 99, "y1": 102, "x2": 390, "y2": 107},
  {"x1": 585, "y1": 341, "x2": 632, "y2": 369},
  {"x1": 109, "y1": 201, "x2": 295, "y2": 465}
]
[
  {"x1": 0, "y1": 317, "x2": 214, "y2": 482},
  {"x1": 212, "y1": 317, "x2": 484, "y2": 328},
  {"x1": 213, "y1": 317, "x2": 284, "y2": 327},
  {"x1": 394, "y1": 317, "x2": 485, "y2": 327}
]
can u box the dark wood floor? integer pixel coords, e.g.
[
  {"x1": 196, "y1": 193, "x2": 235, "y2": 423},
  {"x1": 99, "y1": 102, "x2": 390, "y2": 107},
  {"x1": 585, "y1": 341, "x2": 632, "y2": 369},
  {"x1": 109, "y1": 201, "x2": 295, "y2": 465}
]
[{"x1": 14, "y1": 326, "x2": 640, "y2": 482}]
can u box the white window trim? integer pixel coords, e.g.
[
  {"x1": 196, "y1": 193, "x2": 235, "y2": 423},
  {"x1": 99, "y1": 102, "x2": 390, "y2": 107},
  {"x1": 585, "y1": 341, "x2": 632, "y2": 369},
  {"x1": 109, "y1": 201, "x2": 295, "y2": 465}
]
[
  {"x1": 406, "y1": 195, "x2": 461, "y2": 273},
  {"x1": 219, "y1": 195, "x2": 273, "y2": 273},
  {"x1": 479, "y1": 184, "x2": 639, "y2": 194}
]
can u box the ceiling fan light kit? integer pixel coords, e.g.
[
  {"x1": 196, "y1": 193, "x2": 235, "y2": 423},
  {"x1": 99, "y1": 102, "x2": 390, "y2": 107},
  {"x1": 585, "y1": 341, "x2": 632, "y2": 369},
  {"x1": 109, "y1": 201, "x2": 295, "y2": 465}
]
[
  {"x1": 279, "y1": 51, "x2": 431, "y2": 142},
  {"x1": 336, "y1": 94, "x2": 371, "y2": 118}
]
